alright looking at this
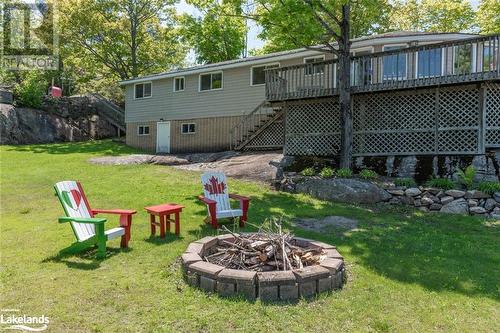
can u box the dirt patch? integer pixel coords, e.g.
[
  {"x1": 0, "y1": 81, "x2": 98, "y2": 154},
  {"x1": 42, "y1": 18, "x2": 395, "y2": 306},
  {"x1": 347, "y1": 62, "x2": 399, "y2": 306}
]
[
  {"x1": 89, "y1": 151, "x2": 283, "y2": 183},
  {"x1": 293, "y1": 216, "x2": 359, "y2": 232}
]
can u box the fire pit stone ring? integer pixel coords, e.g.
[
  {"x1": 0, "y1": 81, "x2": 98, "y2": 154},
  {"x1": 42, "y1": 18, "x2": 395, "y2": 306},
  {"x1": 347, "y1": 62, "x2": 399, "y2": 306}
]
[{"x1": 182, "y1": 234, "x2": 345, "y2": 301}]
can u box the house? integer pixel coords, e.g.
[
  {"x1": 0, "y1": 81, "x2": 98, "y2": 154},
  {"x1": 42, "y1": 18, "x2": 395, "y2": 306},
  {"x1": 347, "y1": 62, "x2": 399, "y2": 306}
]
[{"x1": 120, "y1": 31, "x2": 500, "y2": 157}]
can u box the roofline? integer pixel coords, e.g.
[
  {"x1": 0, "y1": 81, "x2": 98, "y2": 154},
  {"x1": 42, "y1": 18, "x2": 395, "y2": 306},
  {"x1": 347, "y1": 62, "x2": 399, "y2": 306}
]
[{"x1": 120, "y1": 32, "x2": 477, "y2": 86}]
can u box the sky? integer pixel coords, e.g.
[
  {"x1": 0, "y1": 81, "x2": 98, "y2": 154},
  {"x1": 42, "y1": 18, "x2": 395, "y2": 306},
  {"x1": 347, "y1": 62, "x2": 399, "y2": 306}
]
[{"x1": 176, "y1": 0, "x2": 481, "y2": 63}]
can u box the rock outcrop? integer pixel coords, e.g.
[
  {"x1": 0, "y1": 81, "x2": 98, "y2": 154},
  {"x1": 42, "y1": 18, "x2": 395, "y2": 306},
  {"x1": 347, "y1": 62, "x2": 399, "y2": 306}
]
[
  {"x1": 295, "y1": 178, "x2": 392, "y2": 204},
  {"x1": 0, "y1": 103, "x2": 116, "y2": 144}
]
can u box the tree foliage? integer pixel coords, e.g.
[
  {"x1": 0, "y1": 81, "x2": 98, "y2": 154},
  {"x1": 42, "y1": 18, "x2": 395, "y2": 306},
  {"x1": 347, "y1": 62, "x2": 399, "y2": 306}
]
[
  {"x1": 477, "y1": 0, "x2": 500, "y2": 33},
  {"x1": 54, "y1": 0, "x2": 187, "y2": 101},
  {"x1": 255, "y1": 0, "x2": 391, "y2": 53},
  {"x1": 388, "y1": 0, "x2": 475, "y2": 32},
  {"x1": 181, "y1": 1, "x2": 247, "y2": 64}
]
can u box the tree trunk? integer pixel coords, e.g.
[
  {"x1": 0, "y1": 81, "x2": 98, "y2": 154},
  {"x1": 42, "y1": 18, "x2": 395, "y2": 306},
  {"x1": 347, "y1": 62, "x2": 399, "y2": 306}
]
[{"x1": 338, "y1": 4, "x2": 352, "y2": 169}]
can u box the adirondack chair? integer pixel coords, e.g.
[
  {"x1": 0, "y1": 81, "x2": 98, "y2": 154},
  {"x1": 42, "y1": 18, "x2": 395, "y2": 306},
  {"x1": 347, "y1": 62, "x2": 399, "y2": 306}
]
[
  {"x1": 54, "y1": 181, "x2": 136, "y2": 258},
  {"x1": 198, "y1": 172, "x2": 250, "y2": 228}
]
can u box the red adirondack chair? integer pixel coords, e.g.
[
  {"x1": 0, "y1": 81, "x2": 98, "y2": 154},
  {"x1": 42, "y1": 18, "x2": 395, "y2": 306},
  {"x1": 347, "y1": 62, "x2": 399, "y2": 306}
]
[
  {"x1": 198, "y1": 172, "x2": 250, "y2": 229},
  {"x1": 54, "y1": 181, "x2": 136, "y2": 258}
]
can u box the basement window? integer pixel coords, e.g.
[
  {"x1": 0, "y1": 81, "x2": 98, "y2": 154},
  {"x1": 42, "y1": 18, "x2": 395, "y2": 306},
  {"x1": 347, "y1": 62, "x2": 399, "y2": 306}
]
[
  {"x1": 135, "y1": 82, "x2": 152, "y2": 99},
  {"x1": 137, "y1": 125, "x2": 150, "y2": 136},
  {"x1": 181, "y1": 123, "x2": 196, "y2": 134}
]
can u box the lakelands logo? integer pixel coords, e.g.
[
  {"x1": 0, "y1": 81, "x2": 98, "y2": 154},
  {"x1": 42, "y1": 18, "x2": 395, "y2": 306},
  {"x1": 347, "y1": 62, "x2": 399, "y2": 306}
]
[
  {"x1": 1, "y1": 1, "x2": 59, "y2": 70},
  {"x1": 0, "y1": 309, "x2": 49, "y2": 332}
]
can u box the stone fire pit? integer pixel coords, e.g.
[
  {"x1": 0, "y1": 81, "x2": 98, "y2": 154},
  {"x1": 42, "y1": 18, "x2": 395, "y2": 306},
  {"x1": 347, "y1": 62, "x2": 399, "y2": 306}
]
[{"x1": 181, "y1": 234, "x2": 345, "y2": 301}]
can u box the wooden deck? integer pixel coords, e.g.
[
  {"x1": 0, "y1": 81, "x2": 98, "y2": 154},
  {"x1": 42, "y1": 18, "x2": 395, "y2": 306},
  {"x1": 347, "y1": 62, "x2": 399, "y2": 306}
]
[{"x1": 265, "y1": 35, "x2": 500, "y2": 102}]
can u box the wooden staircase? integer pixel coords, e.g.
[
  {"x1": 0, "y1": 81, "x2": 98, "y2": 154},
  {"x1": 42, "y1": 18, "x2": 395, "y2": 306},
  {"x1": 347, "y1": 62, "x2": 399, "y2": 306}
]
[
  {"x1": 87, "y1": 93, "x2": 126, "y2": 136},
  {"x1": 230, "y1": 101, "x2": 284, "y2": 151}
]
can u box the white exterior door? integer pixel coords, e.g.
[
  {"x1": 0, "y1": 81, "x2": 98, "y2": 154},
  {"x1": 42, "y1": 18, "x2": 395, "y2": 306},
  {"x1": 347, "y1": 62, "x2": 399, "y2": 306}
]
[{"x1": 156, "y1": 121, "x2": 171, "y2": 153}]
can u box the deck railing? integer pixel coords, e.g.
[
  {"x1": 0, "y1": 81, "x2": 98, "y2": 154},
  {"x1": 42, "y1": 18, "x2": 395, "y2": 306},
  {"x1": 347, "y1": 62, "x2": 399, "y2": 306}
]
[{"x1": 265, "y1": 34, "x2": 500, "y2": 101}]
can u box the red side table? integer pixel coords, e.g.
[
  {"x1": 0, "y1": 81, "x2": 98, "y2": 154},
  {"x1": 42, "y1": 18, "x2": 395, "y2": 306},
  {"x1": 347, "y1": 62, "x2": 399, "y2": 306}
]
[{"x1": 145, "y1": 203, "x2": 184, "y2": 237}]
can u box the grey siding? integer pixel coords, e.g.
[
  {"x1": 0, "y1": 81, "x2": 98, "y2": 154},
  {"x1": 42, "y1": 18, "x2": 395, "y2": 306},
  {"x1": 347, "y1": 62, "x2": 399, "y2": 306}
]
[{"x1": 125, "y1": 57, "x2": 308, "y2": 123}]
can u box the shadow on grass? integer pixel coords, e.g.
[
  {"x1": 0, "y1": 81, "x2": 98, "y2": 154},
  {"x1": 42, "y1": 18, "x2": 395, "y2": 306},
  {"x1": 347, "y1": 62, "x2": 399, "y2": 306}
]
[
  {"x1": 6, "y1": 140, "x2": 137, "y2": 156},
  {"x1": 189, "y1": 190, "x2": 500, "y2": 301},
  {"x1": 144, "y1": 233, "x2": 184, "y2": 245},
  {"x1": 42, "y1": 243, "x2": 129, "y2": 270}
]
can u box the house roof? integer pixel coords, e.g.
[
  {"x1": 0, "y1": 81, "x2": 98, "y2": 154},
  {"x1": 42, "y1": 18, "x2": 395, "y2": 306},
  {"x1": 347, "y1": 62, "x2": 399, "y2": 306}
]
[{"x1": 120, "y1": 31, "x2": 477, "y2": 86}]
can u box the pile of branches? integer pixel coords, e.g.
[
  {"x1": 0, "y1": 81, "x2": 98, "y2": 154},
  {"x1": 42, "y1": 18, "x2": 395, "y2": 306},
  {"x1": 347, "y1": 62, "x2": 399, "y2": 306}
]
[{"x1": 204, "y1": 219, "x2": 326, "y2": 271}]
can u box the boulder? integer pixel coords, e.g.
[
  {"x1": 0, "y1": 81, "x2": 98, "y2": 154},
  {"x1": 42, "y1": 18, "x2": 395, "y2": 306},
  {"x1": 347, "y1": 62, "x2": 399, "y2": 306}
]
[
  {"x1": 429, "y1": 203, "x2": 442, "y2": 211},
  {"x1": 467, "y1": 199, "x2": 478, "y2": 207},
  {"x1": 464, "y1": 190, "x2": 490, "y2": 199},
  {"x1": 295, "y1": 178, "x2": 392, "y2": 204},
  {"x1": 484, "y1": 198, "x2": 497, "y2": 211},
  {"x1": 445, "y1": 190, "x2": 466, "y2": 198},
  {"x1": 471, "y1": 155, "x2": 498, "y2": 182},
  {"x1": 470, "y1": 206, "x2": 487, "y2": 214},
  {"x1": 494, "y1": 192, "x2": 500, "y2": 203},
  {"x1": 387, "y1": 189, "x2": 405, "y2": 196},
  {"x1": 440, "y1": 198, "x2": 469, "y2": 215},
  {"x1": 440, "y1": 196, "x2": 455, "y2": 205},
  {"x1": 397, "y1": 156, "x2": 417, "y2": 178},
  {"x1": 405, "y1": 188, "x2": 421, "y2": 197},
  {"x1": 421, "y1": 197, "x2": 434, "y2": 206}
]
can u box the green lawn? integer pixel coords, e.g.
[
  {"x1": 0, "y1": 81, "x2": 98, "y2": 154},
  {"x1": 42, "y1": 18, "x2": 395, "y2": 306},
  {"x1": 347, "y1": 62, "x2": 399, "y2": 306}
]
[{"x1": 1, "y1": 141, "x2": 499, "y2": 332}]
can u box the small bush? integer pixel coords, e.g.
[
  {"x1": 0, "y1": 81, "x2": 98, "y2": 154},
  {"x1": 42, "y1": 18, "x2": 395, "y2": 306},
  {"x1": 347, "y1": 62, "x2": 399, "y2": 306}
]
[
  {"x1": 425, "y1": 177, "x2": 455, "y2": 190},
  {"x1": 457, "y1": 165, "x2": 476, "y2": 189},
  {"x1": 477, "y1": 181, "x2": 500, "y2": 195},
  {"x1": 359, "y1": 169, "x2": 378, "y2": 180},
  {"x1": 301, "y1": 167, "x2": 315, "y2": 176},
  {"x1": 336, "y1": 168, "x2": 353, "y2": 178},
  {"x1": 319, "y1": 167, "x2": 335, "y2": 178},
  {"x1": 394, "y1": 178, "x2": 416, "y2": 187},
  {"x1": 14, "y1": 71, "x2": 47, "y2": 108}
]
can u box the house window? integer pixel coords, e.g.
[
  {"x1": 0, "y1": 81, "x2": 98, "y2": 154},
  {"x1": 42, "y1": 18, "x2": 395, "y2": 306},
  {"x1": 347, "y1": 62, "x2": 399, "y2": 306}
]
[
  {"x1": 417, "y1": 48, "x2": 442, "y2": 78},
  {"x1": 174, "y1": 77, "x2": 185, "y2": 92},
  {"x1": 137, "y1": 125, "x2": 150, "y2": 136},
  {"x1": 304, "y1": 56, "x2": 325, "y2": 75},
  {"x1": 453, "y1": 44, "x2": 473, "y2": 74},
  {"x1": 351, "y1": 49, "x2": 373, "y2": 86},
  {"x1": 383, "y1": 45, "x2": 407, "y2": 81},
  {"x1": 134, "y1": 82, "x2": 152, "y2": 99},
  {"x1": 482, "y1": 43, "x2": 497, "y2": 72},
  {"x1": 199, "y1": 72, "x2": 223, "y2": 91},
  {"x1": 251, "y1": 63, "x2": 280, "y2": 85},
  {"x1": 181, "y1": 123, "x2": 196, "y2": 134}
]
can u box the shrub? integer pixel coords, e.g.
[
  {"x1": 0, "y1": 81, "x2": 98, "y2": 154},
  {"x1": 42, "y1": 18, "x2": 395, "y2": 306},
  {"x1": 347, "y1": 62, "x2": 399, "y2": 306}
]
[
  {"x1": 457, "y1": 165, "x2": 476, "y2": 189},
  {"x1": 14, "y1": 71, "x2": 47, "y2": 108},
  {"x1": 319, "y1": 167, "x2": 335, "y2": 178},
  {"x1": 336, "y1": 168, "x2": 353, "y2": 178},
  {"x1": 425, "y1": 177, "x2": 455, "y2": 190},
  {"x1": 359, "y1": 169, "x2": 378, "y2": 180},
  {"x1": 301, "y1": 167, "x2": 315, "y2": 176},
  {"x1": 477, "y1": 181, "x2": 500, "y2": 195},
  {"x1": 394, "y1": 178, "x2": 416, "y2": 187}
]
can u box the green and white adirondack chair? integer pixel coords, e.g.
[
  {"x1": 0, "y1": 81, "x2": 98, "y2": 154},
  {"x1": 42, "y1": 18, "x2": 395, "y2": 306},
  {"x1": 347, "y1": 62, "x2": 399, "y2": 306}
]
[{"x1": 54, "y1": 181, "x2": 136, "y2": 258}]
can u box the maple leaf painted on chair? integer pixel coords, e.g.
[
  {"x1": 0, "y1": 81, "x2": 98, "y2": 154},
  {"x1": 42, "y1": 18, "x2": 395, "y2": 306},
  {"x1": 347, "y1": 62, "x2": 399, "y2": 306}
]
[
  {"x1": 198, "y1": 172, "x2": 250, "y2": 229},
  {"x1": 204, "y1": 176, "x2": 226, "y2": 195}
]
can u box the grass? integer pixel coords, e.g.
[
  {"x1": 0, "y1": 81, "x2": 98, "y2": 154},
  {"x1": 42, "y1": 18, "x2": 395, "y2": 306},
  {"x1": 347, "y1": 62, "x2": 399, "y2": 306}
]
[{"x1": 1, "y1": 140, "x2": 499, "y2": 332}]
